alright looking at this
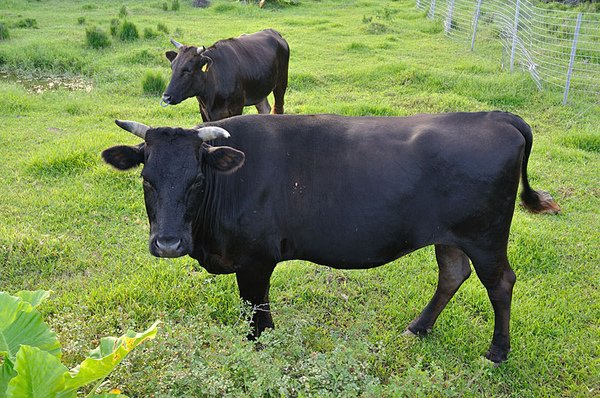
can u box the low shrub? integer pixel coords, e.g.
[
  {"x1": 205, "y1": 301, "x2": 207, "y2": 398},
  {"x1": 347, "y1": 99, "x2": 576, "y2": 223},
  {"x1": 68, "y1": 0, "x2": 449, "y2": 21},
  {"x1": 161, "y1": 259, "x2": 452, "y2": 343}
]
[
  {"x1": 142, "y1": 71, "x2": 166, "y2": 95},
  {"x1": 119, "y1": 20, "x2": 139, "y2": 41},
  {"x1": 85, "y1": 26, "x2": 111, "y2": 49},
  {"x1": 0, "y1": 23, "x2": 9, "y2": 40}
]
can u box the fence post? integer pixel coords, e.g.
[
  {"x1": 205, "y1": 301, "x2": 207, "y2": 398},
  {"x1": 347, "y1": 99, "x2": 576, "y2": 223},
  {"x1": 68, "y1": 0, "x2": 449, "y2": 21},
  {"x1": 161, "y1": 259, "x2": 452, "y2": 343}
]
[
  {"x1": 445, "y1": 0, "x2": 456, "y2": 34},
  {"x1": 510, "y1": 0, "x2": 521, "y2": 72},
  {"x1": 428, "y1": 0, "x2": 436, "y2": 19},
  {"x1": 563, "y1": 12, "x2": 582, "y2": 105},
  {"x1": 471, "y1": 0, "x2": 483, "y2": 51}
]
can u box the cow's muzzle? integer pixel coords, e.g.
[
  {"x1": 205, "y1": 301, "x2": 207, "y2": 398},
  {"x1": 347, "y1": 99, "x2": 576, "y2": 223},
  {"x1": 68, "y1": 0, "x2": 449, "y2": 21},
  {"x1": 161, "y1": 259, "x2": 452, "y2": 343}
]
[{"x1": 152, "y1": 236, "x2": 186, "y2": 258}]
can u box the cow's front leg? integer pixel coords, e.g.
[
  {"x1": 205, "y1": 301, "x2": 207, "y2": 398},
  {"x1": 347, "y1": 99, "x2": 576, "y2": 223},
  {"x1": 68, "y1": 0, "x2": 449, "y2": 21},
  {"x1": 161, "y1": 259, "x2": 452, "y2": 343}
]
[{"x1": 236, "y1": 265, "x2": 275, "y2": 339}]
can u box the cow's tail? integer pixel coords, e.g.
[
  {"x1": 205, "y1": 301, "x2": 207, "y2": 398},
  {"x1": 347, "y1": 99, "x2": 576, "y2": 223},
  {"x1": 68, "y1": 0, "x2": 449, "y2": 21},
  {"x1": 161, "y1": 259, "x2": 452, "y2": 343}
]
[{"x1": 512, "y1": 115, "x2": 561, "y2": 214}]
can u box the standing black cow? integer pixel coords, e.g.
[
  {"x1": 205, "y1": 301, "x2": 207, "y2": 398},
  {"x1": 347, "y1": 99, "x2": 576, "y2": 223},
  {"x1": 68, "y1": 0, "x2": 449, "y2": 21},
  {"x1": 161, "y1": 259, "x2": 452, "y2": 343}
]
[
  {"x1": 161, "y1": 29, "x2": 289, "y2": 122},
  {"x1": 102, "y1": 112, "x2": 560, "y2": 363}
]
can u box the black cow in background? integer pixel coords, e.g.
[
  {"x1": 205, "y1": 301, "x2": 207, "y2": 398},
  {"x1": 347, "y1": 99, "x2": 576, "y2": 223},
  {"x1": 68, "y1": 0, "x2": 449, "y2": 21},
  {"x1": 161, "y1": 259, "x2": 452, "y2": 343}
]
[
  {"x1": 161, "y1": 29, "x2": 289, "y2": 121},
  {"x1": 102, "y1": 112, "x2": 560, "y2": 364}
]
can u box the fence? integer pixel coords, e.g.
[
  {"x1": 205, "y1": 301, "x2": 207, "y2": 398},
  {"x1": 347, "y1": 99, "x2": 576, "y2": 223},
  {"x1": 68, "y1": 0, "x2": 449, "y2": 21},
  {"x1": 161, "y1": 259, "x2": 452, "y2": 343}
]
[{"x1": 415, "y1": 0, "x2": 600, "y2": 104}]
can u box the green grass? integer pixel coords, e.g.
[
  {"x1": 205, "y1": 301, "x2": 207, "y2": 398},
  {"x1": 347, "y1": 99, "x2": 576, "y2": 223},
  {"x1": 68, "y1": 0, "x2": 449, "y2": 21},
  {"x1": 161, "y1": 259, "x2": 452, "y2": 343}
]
[{"x1": 0, "y1": 0, "x2": 598, "y2": 396}]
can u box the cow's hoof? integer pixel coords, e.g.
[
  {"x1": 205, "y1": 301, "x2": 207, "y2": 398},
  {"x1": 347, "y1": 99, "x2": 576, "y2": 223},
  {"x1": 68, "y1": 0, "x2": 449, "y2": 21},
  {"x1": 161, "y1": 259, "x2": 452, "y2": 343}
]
[
  {"x1": 484, "y1": 346, "x2": 509, "y2": 365},
  {"x1": 402, "y1": 329, "x2": 418, "y2": 337}
]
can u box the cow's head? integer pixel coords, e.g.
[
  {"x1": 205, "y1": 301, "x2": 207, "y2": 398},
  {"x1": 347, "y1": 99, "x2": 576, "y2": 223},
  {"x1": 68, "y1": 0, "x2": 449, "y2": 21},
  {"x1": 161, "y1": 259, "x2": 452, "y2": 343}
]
[
  {"x1": 102, "y1": 120, "x2": 245, "y2": 258},
  {"x1": 161, "y1": 39, "x2": 213, "y2": 106}
]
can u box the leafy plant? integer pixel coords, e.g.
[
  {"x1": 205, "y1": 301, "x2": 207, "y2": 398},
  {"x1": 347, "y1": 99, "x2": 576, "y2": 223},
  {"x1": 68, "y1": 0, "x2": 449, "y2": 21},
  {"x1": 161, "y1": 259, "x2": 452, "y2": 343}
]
[
  {"x1": 119, "y1": 21, "x2": 139, "y2": 41},
  {"x1": 85, "y1": 26, "x2": 111, "y2": 49},
  {"x1": 171, "y1": 0, "x2": 180, "y2": 11},
  {"x1": 142, "y1": 71, "x2": 166, "y2": 95},
  {"x1": 78, "y1": 17, "x2": 86, "y2": 25},
  {"x1": 0, "y1": 290, "x2": 159, "y2": 397},
  {"x1": 162, "y1": 2, "x2": 169, "y2": 11}
]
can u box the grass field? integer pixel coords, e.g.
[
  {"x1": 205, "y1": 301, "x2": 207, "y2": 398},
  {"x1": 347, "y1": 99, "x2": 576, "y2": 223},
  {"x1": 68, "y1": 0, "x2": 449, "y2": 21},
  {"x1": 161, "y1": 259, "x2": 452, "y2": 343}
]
[{"x1": 0, "y1": 0, "x2": 599, "y2": 396}]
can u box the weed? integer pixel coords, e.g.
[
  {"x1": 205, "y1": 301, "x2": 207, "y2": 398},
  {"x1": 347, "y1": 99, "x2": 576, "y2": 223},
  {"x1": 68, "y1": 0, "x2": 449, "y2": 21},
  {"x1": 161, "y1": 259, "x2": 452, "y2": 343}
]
[
  {"x1": 110, "y1": 18, "x2": 120, "y2": 36},
  {"x1": 0, "y1": 23, "x2": 9, "y2": 40},
  {"x1": 142, "y1": 71, "x2": 166, "y2": 95},
  {"x1": 15, "y1": 18, "x2": 38, "y2": 29},
  {"x1": 157, "y1": 23, "x2": 169, "y2": 34},
  {"x1": 162, "y1": 2, "x2": 169, "y2": 11},
  {"x1": 144, "y1": 27, "x2": 158, "y2": 39},
  {"x1": 172, "y1": 0, "x2": 180, "y2": 11},
  {"x1": 77, "y1": 16, "x2": 85, "y2": 25},
  {"x1": 119, "y1": 5, "x2": 128, "y2": 18},
  {"x1": 85, "y1": 26, "x2": 111, "y2": 49},
  {"x1": 119, "y1": 21, "x2": 139, "y2": 41}
]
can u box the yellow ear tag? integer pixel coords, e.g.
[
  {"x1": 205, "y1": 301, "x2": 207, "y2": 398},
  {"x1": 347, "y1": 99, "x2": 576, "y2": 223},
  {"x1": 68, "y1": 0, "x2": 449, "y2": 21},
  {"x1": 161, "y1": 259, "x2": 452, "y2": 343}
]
[{"x1": 202, "y1": 64, "x2": 209, "y2": 73}]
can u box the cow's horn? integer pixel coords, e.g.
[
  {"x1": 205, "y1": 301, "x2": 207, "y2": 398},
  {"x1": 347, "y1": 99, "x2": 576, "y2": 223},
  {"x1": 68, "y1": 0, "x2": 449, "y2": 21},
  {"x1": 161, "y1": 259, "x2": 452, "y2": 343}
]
[
  {"x1": 115, "y1": 120, "x2": 150, "y2": 139},
  {"x1": 170, "y1": 38, "x2": 183, "y2": 49},
  {"x1": 196, "y1": 46, "x2": 206, "y2": 55},
  {"x1": 195, "y1": 126, "x2": 230, "y2": 141}
]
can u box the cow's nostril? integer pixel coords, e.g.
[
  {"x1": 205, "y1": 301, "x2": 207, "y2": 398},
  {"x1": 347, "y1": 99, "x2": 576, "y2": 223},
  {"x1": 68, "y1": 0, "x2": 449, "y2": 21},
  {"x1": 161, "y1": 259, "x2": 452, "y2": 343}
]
[{"x1": 156, "y1": 238, "x2": 181, "y2": 252}]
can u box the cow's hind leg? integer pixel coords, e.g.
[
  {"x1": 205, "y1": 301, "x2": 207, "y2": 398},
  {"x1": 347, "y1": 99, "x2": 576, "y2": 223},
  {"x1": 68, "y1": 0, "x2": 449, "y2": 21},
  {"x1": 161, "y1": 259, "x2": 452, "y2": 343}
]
[
  {"x1": 272, "y1": 68, "x2": 287, "y2": 114},
  {"x1": 236, "y1": 264, "x2": 275, "y2": 340},
  {"x1": 255, "y1": 98, "x2": 271, "y2": 114},
  {"x1": 469, "y1": 250, "x2": 516, "y2": 364},
  {"x1": 407, "y1": 244, "x2": 471, "y2": 336}
]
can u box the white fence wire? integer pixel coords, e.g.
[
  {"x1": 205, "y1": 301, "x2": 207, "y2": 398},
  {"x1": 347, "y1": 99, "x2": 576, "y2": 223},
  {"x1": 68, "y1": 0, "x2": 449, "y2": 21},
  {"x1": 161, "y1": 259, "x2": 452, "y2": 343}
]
[{"x1": 415, "y1": 0, "x2": 600, "y2": 104}]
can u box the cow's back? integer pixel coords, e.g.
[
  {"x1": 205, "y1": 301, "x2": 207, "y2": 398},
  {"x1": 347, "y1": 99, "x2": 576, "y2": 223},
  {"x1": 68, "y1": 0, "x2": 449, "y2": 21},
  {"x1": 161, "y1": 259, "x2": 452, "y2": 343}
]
[{"x1": 204, "y1": 113, "x2": 526, "y2": 267}]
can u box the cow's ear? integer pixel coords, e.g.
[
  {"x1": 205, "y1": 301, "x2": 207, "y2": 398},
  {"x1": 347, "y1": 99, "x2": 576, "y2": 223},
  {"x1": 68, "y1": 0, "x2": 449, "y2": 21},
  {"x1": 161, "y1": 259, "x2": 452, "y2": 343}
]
[
  {"x1": 200, "y1": 56, "x2": 213, "y2": 73},
  {"x1": 165, "y1": 51, "x2": 177, "y2": 63},
  {"x1": 102, "y1": 143, "x2": 145, "y2": 170},
  {"x1": 203, "y1": 145, "x2": 245, "y2": 174}
]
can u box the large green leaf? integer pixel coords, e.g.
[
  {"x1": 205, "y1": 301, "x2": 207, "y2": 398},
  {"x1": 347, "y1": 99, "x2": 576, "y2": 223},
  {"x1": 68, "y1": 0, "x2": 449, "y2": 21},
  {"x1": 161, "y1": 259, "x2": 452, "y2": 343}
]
[
  {"x1": 0, "y1": 359, "x2": 16, "y2": 398},
  {"x1": 0, "y1": 293, "x2": 60, "y2": 361},
  {"x1": 61, "y1": 321, "x2": 159, "y2": 393},
  {"x1": 5, "y1": 346, "x2": 72, "y2": 398},
  {"x1": 14, "y1": 291, "x2": 51, "y2": 309}
]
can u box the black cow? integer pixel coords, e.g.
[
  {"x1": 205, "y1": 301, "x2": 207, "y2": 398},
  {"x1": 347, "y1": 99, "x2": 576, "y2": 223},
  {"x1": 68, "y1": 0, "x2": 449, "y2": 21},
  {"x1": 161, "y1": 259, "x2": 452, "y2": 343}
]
[
  {"x1": 161, "y1": 29, "x2": 289, "y2": 122},
  {"x1": 102, "y1": 112, "x2": 560, "y2": 363}
]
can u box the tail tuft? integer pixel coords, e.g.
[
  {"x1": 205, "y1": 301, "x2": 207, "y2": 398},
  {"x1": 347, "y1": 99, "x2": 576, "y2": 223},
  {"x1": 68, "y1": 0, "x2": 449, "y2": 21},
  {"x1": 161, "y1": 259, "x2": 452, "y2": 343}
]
[{"x1": 520, "y1": 189, "x2": 561, "y2": 214}]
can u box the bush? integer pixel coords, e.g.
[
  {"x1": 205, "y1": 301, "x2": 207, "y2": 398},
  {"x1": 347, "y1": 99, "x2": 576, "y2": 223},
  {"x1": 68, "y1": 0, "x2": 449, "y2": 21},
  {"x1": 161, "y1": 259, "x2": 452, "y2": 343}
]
[
  {"x1": 119, "y1": 5, "x2": 128, "y2": 18},
  {"x1": 85, "y1": 26, "x2": 111, "y2": 49},
  {"x1": 119, "y1": 20, "x2": 139, "y2": 41},
  {"x1": 110, "y1": 18, "x2": 120, "y2": 36},
  {"x1": 77, "y1": 16, "x2": 86, "y2": 25},
  {"x1": 0, "y1": 23, "x2": 9, "y2": 40},
  {"x1": 157, "y1": 23, "x2": 169, "y2": 34},
  {"x1": 172, "y1": 0, "x2": 180, "y2": 11},
  {"x1": 142, "y1": 71, "x2": 166, "y2": 95}
]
